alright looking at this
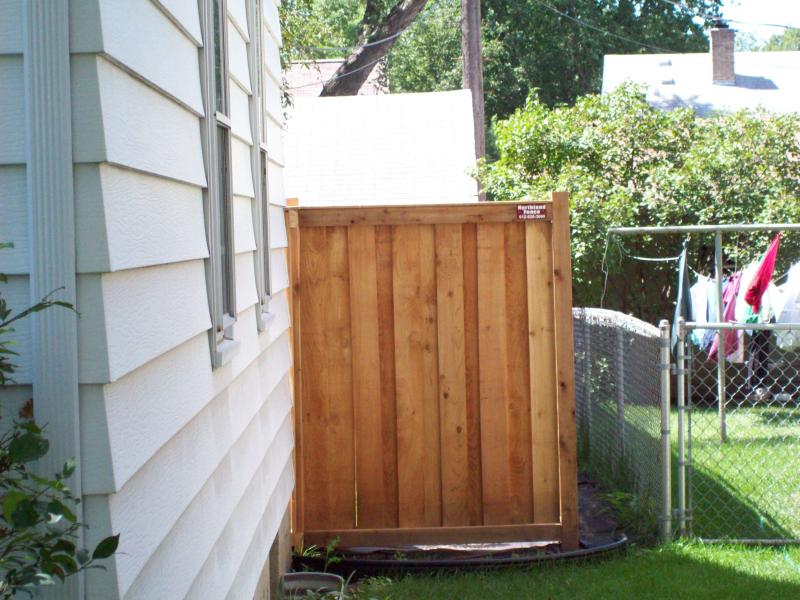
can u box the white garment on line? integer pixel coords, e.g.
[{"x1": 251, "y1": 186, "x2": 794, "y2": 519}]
[{"x1": 776, "y1": 263, "x2": 800, "y2": 351}]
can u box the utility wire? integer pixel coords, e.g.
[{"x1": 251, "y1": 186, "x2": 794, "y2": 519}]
[
  {"x1": 657, "y1": 0, "x2": 797, "y2": 30},
  {"x1": 288, "y1": 54, "x2": 386, "y2": 90},
  {"x1": 530, "y1": 0, "x2": 680, "y2": 53}
]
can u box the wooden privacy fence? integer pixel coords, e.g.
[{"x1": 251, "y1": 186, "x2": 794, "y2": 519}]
[{"x1": 287, "y1": 193, "x2": 579, "y2": 550}]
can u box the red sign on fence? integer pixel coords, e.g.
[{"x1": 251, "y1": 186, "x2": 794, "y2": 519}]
[{"x1": 516, "y1": 204, "x2": 548, "y2": 220}]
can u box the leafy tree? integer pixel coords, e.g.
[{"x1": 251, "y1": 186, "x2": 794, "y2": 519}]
[
  {"x1": 763, "y1": 27, "x2": 800, "y2": 51},
  {"x1": 386, "y1": 0, "x2": 722, "y2": 118},
  {"x1": 0, "y1": 251, "x2": 119, "y2": 597},
  {"x1": 478, "y1": 85, "x2": 800, "y2": 322},
  {"x1": 386, "y1": 0, "x2": 462, "y2": 93}
]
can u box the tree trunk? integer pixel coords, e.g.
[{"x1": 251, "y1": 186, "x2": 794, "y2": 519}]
[
  {"x1": 320, "y1": 0, "x2": 429, "y2": 97},
  {"x1": 461, "y1": 0, "x2": 485, "y2": 162}
]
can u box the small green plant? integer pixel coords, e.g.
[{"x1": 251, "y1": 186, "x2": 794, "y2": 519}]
[
  {"x1": 322, "y1": 536, "x2": 341, "y2": 572},
  {"x1": 0, "y1": 248, "x2": 119, "y2": 597}
]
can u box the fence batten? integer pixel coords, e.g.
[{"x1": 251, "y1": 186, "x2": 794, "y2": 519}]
[{"x1": 288, "y1": 195, "x2": 578, "y2": 548}]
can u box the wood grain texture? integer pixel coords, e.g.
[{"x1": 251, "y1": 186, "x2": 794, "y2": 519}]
[
  {"x1": 375, "y1": 226, "x2": 399, "y2": 528},
  {"x1": 347, "y1": 226, "x2": 388, "y2": 528},
  {"x1": 504, "y1": 223, "x2": 533, "y2": 523},
  {"x1": 476, "y1": 223, "x2": 511, "y2": 525},
  {"x1": 304, "y1": 523, "x2": 562, "y2": 547},
  {"x1": 300, "y1": 227, "x2": 355, "y2": 530},
  {"x1": 287, "y1": 210, "x2": 304, "y2": 541},
  {"x1": 550, "y1": 192, "x2": 580, "y2": 550},
  {"x1": 290, "y1": 198, "x2": 578, "y2": 547},
  {"x1": 393, "y1": 225, "x2": 442, "y2": 527},
  {"x1": 526, "y1": 221, "x2": 560, "y2": 522},
  {"x1": 461, "y1": 223, "x2": 483, "y2": 526},
  {"x1": 435, "y1": 224, "x2": 470, "y2": 526},
  {"x1": 293, "y1": 202, "x2": 552, "y2": 228}
]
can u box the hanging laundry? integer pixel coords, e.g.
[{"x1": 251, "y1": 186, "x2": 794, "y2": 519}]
[
  {"x1": 776, "y1": 262, "x2": 800, "y2": 351},
  {"x1": 709, "y1": 272, "x2": 743, "y2": 362},
  {"x1": 745, "y1": 233, "x2": 781, "y2": 313},
  {"x1": 746, "y1": 330, "x2": 771, "y2": 393},
  {"x1": 689, "y1": 275, "x2": 716, "y2": 347},
  {"x1": 736, "y1": 261, "x2": 782, "y2": 326},
  {"x1": 672, "y1": 244, "x2": 692, "y2": 352}
]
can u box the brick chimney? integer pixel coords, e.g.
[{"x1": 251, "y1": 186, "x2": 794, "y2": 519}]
[{"x1": 710, "y1": 23, "x2": 735, "y2": 85}]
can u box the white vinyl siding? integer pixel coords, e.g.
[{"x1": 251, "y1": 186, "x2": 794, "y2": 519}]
[
  {"x1": 0, "y1": 1, "x2": 293, "y2": 598},
  {"x1": 0, "y1": 56, "x2": 25, "y2": 164}
]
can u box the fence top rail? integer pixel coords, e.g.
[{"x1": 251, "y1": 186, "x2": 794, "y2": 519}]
[
  {"x1": 287, "y1": 200, "x2": 554, "y2": 227},
  {"x1": 573, "y1": 307, "x2": 660, "y2": 338},
  {"x1": 608, "y1": 224, "x2": 800, "y2": 235},
  {"x1": 684, "y1": 321, "x2": 800, "y2": 331}
]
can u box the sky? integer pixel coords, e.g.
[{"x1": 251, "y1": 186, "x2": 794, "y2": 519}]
[{"x1": 722, "y1": 0, "x2": 800, "y2": 42}]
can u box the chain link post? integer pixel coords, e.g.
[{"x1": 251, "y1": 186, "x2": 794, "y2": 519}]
[
  {"x1": 659, "y1": 320, "x2": 672, "y2": 542},
  {"x1": 676, "y1": 317, "x2": 687, "y2": 537}
]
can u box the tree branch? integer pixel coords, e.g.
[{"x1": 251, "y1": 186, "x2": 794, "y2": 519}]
[{"x1": 320, "y1": 0, "x2": 429, "y2": 96}]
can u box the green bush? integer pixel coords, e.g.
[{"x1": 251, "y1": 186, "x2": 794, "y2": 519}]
[
  {"x1": 0, "y1": 252, "x2": 119, "y2": 597},
  {"x1": 478, "y1": 85, "x2": 800, "y2": 322}
]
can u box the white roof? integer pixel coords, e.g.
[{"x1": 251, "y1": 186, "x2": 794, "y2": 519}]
[
  {"x1": 285, "y1": 59, "x2": 386, "y2": 98},
  {"x1": 283, "y1": 90, "x2": 480, "y2": 206},
  {"x1": 603, "y1": 51, "x2": 800, "y2": 115}
]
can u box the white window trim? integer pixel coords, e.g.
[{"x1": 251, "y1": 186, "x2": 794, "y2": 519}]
[
  {"x1": 248, "y1": 0, "x2": 274, "y2": 332},
  {"x1": 201, "y1": 0, "x2": 239, "y2": 367}
]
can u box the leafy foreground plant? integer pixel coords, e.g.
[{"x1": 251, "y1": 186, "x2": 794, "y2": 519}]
[{"x1": 0, "y1": 250, "x2": 119, "y2": 597}]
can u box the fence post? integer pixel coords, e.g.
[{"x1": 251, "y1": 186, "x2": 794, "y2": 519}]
[
  {"x1": 584, "y1": 318, "x2": 593, "y2": 455},
  {"x1": 659, "y1": 320, "x2": 672, "y2": 542},
  {"x1": 615, "y1": 328, "x2": 626, "y2": 461},
  {"x1": 676, "y1": 317, "x2": 687, "y2": 537}
]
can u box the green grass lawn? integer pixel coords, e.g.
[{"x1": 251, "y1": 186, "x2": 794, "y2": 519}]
[
  {"x1": 688, "y1": 406, "x2": 800, "y2": 540},
  {"x1": 352, "y1": 543, "x2": 800, "y2": 600},
  {"x1": 580, "y1": 399, "x2": 799, "y2": 541}
]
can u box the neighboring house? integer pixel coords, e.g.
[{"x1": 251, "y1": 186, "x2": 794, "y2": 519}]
[
  {"x1": 0, "y1": 1, "x2": 293, "y2": 599},
  {"x1": 603, "y1": 26, "x2": 800, "y2": 115},
  {"x1": 285, "y1": 58, "x2": 386, "y2": 97},
  {"x1": 284, "y1": 89, "x2": 480, "y2": 205}
]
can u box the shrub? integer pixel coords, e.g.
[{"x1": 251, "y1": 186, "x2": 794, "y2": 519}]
[
  {"x1": 0, "y1": 252, "x2": 119, "y2": 597},
  {"x1": 479, "y1": 85, "x2": 800, "y2": 322}
]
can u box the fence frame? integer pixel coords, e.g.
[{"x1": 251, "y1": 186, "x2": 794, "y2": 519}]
[
  {"x1": 286, "y1": 194, "x2": 580, "y2": 550},
  {"x1": 677, "y1": 319, "x2": 800, "y2": 544}
]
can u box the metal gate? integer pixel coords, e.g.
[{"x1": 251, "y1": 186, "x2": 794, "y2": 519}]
[{"x1": 676, "y1": 320, "x2": 800, "y2": 543}]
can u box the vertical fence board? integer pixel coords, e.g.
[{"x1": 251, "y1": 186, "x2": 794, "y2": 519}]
[
  {"x1": 393, "y1": 225, "x2": 442, "y2": 527},
  {"x1": 476, "y1": 223, "x2": 512, "y2": 525},
  {"x1": 287, "y1": 211, "x2": 304, "y2": 542},
  {"x1": 435, "y1": 224, "x2": 470, "y2": 526},
  {"x1": 526, "y1": 221, "x2": 560, "y2": 522},
  {"x1": 462, "y1": 223, "x2": 484, "y2": 526},
  {"x1": 348, "y1": 226, "x2": 387, "y2": 528},
  {"x1": 375, "y1": 225, "x2": 400, "y2": 528},
  {"x1": 551, "y1": 192, "x2": 580, "y2": 550},
  {"x1": 420, "y1": 226, "x2": 443, "y2": 526},
  {"x1": 504, "y1": 223, "x2": 534, "y2": 523},
  {"x1": 301, "y1": 227, "x2": 356, "y2": 529}
]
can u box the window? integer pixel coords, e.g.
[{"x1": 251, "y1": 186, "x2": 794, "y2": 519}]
[
  {"x1": 204, "y1": 0, "x2": 237, "y2": 365},
  {"x1": 251, "y1": 0, "x2": 272, "y2": 328}
]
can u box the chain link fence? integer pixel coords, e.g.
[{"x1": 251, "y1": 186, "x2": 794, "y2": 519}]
[
  {"x1": 575, "y1": 309, "x2": 800, "y2": 544},
  {"x1": 573, "y1": 309, "x2": 669, "y2": 541},
  {"x1": 683, "y1": 323, "x2": 800, "y2": 543}
]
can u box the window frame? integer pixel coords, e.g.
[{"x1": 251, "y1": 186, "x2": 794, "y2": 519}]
[
  {"x1": 201, "y1": 0, "x2": 239, "y2": 366},
  {"x1": 249, "y1": 0, "x2": 274, "y2": 331}
]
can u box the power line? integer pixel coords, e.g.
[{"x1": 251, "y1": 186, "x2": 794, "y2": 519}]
[
  {"x1": 657, "y1": 0, "x2": 797, "y2": 30},
  {"x1": 531, "y1": 0, "x2": 680, "y2": 53},
  {"x1": 287, "y1": 55, "x2": 386, "y2": 90}
]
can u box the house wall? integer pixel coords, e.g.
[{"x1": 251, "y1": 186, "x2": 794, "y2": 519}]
[
  {"x1": 0, "y1": 0, "x2": 293, "y2": 598},
  {"x1": 0, "y1": 0, "x2": 32, "y2": 423}
]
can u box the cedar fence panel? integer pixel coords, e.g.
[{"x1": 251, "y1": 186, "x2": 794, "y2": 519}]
[{"x1": 287, "y1": 193, "x2": 578, "y2": 550}]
